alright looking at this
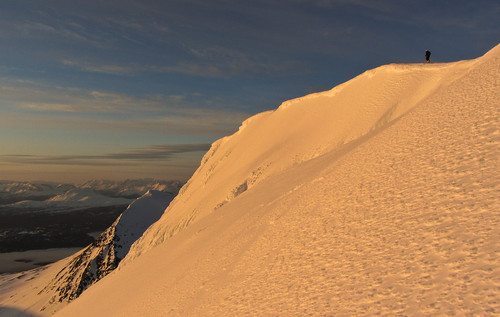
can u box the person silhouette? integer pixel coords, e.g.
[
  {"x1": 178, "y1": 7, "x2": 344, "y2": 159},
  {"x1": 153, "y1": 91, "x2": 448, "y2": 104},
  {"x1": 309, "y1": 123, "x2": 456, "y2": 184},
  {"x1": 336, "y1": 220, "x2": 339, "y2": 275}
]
[{"x1": 425, "y1": 50, "x2": 431, "y2": 63}]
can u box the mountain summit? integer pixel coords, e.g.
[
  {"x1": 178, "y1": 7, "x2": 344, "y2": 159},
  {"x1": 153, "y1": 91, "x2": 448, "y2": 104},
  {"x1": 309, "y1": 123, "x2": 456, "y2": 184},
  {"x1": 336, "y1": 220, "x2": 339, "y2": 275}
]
[
  {"x1": 58, "y1": 44, "x2": 499, "y2": 316},
  {"x1": 125, "y1": 44, "x2": 500, "y2": 265},
  {"x1": 2, "y1": 44, "x2": 499, "y2": 316}
]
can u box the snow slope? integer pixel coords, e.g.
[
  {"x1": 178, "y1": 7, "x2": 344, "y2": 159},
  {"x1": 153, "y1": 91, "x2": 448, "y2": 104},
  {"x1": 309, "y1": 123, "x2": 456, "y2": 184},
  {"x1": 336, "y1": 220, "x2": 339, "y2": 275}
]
[
  {"x1": 125, "y1": 44, "x2": 497, "y2": 263},
  {"x1": 0, "y1": 190, "x2": 174, "y2": 316},
  {"x1": 114, "y1": 190, "x2": 175, "y2": 260},
  {"x1": 11, "y1": 44, "x2": 500, "y2": 316}
]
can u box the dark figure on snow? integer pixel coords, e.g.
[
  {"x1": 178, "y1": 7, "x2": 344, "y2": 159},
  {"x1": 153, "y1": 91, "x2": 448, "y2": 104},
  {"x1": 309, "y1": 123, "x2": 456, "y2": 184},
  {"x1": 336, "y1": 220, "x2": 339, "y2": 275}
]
[{"x1": 425, "y1": 50, "x2": 431, "y2": 63}]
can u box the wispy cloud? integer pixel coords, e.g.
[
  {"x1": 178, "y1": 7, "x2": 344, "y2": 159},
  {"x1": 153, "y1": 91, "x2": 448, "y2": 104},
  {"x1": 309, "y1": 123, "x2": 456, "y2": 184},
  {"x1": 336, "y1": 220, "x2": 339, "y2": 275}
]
[
  {"x1": 62, "y1": 60, "x2": 137, "y2": 75},
  {"x1": 62, "y1": 59, "x2": 229, "y2": 78},
  {"x1": 0, "y1": 108, "x2": 249, "y2": 141},
  {"x1": 0, "y1": 79, "x2": 250, "y2": 138},
  {"x1": 125, "y1": 110, "x2": 250, "y2": 135},
  {"x1": 1, "y1": 143, "x2": 211, "y2": 166},
  {"x1": 0, "y1": 19, "x2": 108, "y2": 48},
  {"x1": 61, "y1": 51, "x2": 304, "y2": 78},
  {"x1": 0, "y1": 77, "x2": 232, "y2": 115},
  {"x1": 0, "y1": 83, "x2": 145, "y2": 113}
]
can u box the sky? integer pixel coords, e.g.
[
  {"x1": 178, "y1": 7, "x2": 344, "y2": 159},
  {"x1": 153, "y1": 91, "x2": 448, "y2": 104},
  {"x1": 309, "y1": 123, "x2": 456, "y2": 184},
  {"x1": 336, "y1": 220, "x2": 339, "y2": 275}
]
[{"x1": 0, "y1": 0, "x2": 498, "y2": 183}]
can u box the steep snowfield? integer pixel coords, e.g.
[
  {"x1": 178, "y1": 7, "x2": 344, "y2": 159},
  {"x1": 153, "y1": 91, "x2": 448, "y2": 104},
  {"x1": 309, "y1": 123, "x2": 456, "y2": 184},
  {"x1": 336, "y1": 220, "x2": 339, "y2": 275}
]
[
  {"x1": 114, "y1": 190, "x2": 175, "y2": 260},
  {"x1": 0, "y1": 190, "x2": 174, "y2": 316},
  {"x1": 54, "y1": 44, "x2": 499, "y2": 316},
  {"x1": 57, "y1": 44, "x2": 499, "y2": 316},
  {"x1": 123, "y1": 49, "x2": 494, "y2": 263}
]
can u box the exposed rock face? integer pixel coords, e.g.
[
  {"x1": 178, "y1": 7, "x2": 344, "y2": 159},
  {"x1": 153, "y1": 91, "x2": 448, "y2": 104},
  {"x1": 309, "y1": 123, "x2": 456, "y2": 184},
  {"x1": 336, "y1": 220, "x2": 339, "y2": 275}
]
[
  {"x1": 41, "y1": 219, "x2": 119, "y2": 304},
  {"x1": 39, "y1": 190, "x2": 175, "y2": 308}
]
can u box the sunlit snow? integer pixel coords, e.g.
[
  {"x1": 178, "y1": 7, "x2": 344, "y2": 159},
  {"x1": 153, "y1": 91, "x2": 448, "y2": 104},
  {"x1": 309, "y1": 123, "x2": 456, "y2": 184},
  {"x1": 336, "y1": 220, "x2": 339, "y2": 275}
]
[{"x1": 1, "y1": 44, "x2": 499, "y2": 316}]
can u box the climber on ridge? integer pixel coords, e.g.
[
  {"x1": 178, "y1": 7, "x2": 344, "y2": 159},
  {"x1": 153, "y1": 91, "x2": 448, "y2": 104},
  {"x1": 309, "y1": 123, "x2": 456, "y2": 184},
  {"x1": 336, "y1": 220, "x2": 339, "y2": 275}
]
[{"x1": 425, "y1": 50, "x2": 431, "y2": 63}]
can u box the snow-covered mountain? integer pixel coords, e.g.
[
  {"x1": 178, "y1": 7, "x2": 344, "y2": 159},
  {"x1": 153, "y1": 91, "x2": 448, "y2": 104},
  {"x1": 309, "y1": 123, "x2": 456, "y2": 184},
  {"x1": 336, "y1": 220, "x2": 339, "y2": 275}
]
[
  {"x1": 0, "y1": 190, "x2": 174, "y2": 316},
  {"x1": 124, "y1": 44, "x2": 500, "y2": 265},
  {"x1": 1, "y1": 44, "x2": 499, "y2": 316},
  {"x1": 0, "y1": 179, "x2": 182, "y2": 202},
  {"x1": 58, "y1": 44, "x2": 500, "y2": 316},
  {"x1": 0, "y1": 181, "x2": 73, "y2": 205}
]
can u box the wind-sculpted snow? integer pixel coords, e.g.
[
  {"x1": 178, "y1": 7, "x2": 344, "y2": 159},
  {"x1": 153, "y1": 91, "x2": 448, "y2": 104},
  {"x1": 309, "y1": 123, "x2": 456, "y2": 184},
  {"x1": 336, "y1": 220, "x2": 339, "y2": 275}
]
[
  {"x1": 56, "y1": 44, "x2": 499, "y2": 316},
  {"x1": 114, "y1": 190, "x2": 175, "y2": 260},
  {"x1": 124, "y1": 47, "x2": 493, "y2": 264}
]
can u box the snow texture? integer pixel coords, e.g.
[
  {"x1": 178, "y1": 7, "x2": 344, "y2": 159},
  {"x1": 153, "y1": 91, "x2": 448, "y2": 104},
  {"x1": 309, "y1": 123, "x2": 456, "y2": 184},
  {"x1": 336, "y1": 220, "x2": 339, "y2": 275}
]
[
  {"x1": 114, "y1": 190, "x2": 175, "y2": 260},
  {"x1": 55, "y1": 44, "x2": 499, "y2": 316},
  {"x1": 2, "y1": 44, "x2": 499, "y2": 316}
]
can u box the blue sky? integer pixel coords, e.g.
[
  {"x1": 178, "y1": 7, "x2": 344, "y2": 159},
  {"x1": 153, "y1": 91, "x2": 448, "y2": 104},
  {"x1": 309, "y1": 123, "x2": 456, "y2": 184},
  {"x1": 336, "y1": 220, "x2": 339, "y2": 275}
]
[{"x1": 0, "y1": 0, "x2": 498, "y2": 183}]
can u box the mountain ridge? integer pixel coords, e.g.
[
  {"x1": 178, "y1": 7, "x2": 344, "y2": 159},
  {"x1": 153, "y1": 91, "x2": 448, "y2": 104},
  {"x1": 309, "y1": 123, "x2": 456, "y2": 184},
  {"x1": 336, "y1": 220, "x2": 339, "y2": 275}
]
[
  {"x1": 124, "y1": 46, "x2": 496, "y2": 264},
  {"x1": 59, "y1": 43, "x2": 498, "y2": 315}
]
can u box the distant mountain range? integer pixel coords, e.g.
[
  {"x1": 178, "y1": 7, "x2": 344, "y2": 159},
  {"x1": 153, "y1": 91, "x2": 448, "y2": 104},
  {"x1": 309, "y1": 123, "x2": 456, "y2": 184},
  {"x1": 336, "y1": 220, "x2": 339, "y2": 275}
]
[
  {"x1": 0, "y1": 179, "x2": 183, "y2": 211},
  {"x1": 0, "y1": 179, "x2": 183, "y2": 253}
]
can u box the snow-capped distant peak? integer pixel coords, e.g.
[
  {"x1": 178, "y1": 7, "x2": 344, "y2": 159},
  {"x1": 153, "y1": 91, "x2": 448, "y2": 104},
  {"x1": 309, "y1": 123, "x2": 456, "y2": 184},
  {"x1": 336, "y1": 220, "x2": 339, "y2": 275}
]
[
  {"x1": 47, "y1": 188, "x2": 99, "y2": 202},
  {"x1": 5, "y1": 188, "x2": 133, "y2": 211}
]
